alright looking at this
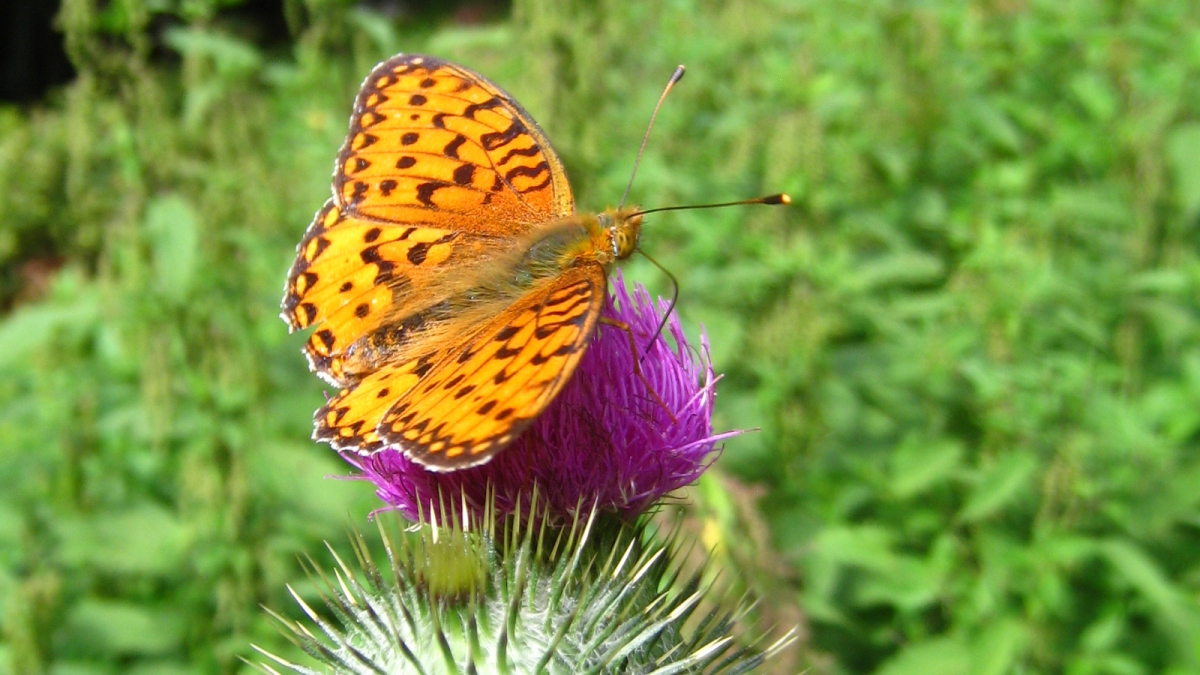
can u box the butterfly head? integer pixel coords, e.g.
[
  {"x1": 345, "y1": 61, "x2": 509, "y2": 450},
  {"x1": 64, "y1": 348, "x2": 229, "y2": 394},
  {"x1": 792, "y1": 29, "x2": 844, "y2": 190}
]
[{"x1": 599, "y1": 207, "x2": 644, "y2": 261}]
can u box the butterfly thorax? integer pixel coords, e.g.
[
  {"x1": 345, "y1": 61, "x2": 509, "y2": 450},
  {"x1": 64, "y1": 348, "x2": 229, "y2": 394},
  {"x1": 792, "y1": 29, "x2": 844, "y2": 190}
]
[{"x1": 594, "y1": 207, "x2": 644, "y2": 262}]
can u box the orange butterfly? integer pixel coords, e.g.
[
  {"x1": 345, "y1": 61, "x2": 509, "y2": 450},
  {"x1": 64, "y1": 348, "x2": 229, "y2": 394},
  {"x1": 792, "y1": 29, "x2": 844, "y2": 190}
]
[{"x1": 281, "y1": 54, "x2": 654, "y2": 471}]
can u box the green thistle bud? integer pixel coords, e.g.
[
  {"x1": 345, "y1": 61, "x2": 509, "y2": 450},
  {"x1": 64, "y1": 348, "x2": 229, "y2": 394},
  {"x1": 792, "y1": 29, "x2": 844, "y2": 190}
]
[{"x1": 253, "y1": 497, "x2": 792, "y2": 674}]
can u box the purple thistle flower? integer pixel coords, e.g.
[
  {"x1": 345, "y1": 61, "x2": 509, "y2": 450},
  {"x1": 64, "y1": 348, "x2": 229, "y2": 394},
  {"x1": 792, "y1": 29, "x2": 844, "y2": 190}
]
[{"x1": 343, "y1": 272, "x2": 739, "y2": 523}]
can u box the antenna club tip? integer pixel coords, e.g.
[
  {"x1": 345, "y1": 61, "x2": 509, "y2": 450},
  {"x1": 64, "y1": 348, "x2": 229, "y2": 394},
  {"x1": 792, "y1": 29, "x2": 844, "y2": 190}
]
[
  {"x1": 671, "y1": 65, "x2": 686, "y2": 82},
  {"x1": 765, "y1": 193, "x2": 792, "y2": 205}
]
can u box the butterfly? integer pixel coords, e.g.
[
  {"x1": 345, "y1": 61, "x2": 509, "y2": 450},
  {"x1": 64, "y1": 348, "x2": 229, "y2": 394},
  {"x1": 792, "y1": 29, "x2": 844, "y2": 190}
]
[{"x1": 280, "y1": 54, "x2": 652, "y2": 471}]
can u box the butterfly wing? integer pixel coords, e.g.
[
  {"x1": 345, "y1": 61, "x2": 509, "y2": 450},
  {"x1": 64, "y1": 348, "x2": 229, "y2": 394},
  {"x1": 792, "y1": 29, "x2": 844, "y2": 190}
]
[
  {"x1": 313, "y1": 350, "x2": 447, "y2": 453},
  {"x1": 336, "y1": 53, "x2": 574, "y2": 230},
  {"x1": 378, "y1": 263, "x2": 607, "y2": 470},
  {"x1": 283, "y1": 53, "x2": 580, "y2": 432}
]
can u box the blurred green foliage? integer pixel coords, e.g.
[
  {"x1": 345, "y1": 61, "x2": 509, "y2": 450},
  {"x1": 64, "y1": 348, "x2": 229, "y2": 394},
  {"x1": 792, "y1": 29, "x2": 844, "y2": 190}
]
[{"x1": 2, "y1": 0, "x2": 1200, "y2": 674}]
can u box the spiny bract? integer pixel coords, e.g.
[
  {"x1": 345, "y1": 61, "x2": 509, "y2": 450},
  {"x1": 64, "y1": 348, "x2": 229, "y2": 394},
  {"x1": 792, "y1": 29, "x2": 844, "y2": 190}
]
[{"x1": 254, "y1": 498, "x2": 793, "y2": 674}]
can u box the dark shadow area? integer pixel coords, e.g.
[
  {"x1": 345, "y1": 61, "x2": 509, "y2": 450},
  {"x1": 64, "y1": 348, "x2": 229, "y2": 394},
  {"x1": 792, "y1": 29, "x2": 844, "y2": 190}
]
[
  {"x1": 0, "y1": 0, "x2": 75, "y2": 103},
  {"x1": 0, "y1": 0, "x2": 510, "y2": 104}
]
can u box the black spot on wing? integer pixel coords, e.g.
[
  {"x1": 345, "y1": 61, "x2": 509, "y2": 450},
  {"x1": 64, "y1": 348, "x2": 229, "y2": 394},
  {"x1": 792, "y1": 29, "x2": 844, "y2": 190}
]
[
  {"x1": 301, "y1": 302, "x2": 317, "y2": 324},
  {"x1": 497, "y1": 144, "x2": 542, "y2": 166},
  {"x1": 443, "y1": 134, "x2": 467, "y2": 159},
  {"x1": 461, "y1": 97, "x2": 503, "y2": 119},
  {"x1": 505, "y1": 161, "x2": 548, "y2": 183},
  {"x1": 480, "y1": 122, "x2": 525, "y2": 151},
  {"x1": 308, "y1": 236, "x2": 331, "y2": 261},
  {"x1": 453, "y1": 164, "x2": 475, "y2": 186},
  {"x1": 415, "y1": 182, "x2": 446, "y2": 207},
  {"x1": 531, "y1": 343, "x2": 577, "y2": 365},
  {"x1": 494, "y1": 345, "x2": 521, "y2": 359},
  {"x1": 521, "y1": 174, "x2": 553, "y2": 194},
  {"x1": 407, "y1": 243, "x2": 430, "y2": 265}
]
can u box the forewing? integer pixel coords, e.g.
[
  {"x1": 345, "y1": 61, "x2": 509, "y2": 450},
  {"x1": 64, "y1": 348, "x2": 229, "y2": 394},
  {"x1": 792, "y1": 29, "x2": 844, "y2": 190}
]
[
  {"x1": 336, "y1": 53, "x2": 575, "y2": 231},
  {"x1": 378, "y1": 264, "x2": 607, "y2": 470},
  {"x1": 281, "y1": 199, "x2": 497, "y2": 385}
]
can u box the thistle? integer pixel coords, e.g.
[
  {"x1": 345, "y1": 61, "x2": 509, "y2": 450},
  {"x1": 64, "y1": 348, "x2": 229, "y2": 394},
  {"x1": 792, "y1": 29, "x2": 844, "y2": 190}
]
[
  {"x1": 347, "y1": 274, "x2": 740, "y2": 523},
  {"x1": 263, "y1": 280, "x2": 792, "y2": 673},
  {"x1": 254, "y1": 498, "x2": 793, "y2": 675}
]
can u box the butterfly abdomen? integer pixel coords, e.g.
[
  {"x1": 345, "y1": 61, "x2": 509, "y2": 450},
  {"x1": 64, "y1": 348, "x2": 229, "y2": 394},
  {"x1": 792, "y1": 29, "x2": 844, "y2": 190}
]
[{"x1": 340, "y1": 302, "x2": 453, "y2": 377}]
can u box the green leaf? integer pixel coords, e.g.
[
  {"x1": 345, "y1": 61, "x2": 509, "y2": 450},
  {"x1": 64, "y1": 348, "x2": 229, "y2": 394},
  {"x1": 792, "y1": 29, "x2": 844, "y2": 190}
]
[
  {"x1": 54, "y1": 506, "x2": 191, "y2": 577},
  {"x1": 126, "y1": 661, "x2": 199, "y2": 675},
  {"x1": 248, "y1": 442, "x2": 373, "y2": 525},
  {"x1": 348, "y1": 7, "x2": 400, "y2": 55},
  {"x1": 811, "y1": 525, "x2": 896, "y2": 571},
  {"x1": 1166, "y1": 123, "x2": 1200, "y2": 220},
  {"x1": 143, "y1": 195, "x2": 199, "y2": 303},
  {"x1": 958, "y1": 453, "x2": 1037, "y2": 523},
  {"x1": 39, "y1": 661, "x2": 113, "y2": 675},
  {"x1": 163, "y1": 27, "x2": 262, "y2": 79},
  {"x1": 889, "y1": 437, "x2": 963, "y2": 499},
  {"x1": 1101, "y1": 539, "x2": 1200, "y2": 667},
  {"x1": 849, "y1": 251, "x2": 945, "y2": 292},
  {"x1": 972, "y1": 618, "x2": 1027, "y2": 675},
  {"x1": 0, "y1": 293, "x2": 98, "y2": 368},
  {"x1": 876, "y1": 636, "x2": 972, "y2": 675},
  {"x1": 1069, "y1": 72, "x2": 1119, "y2": 122},
  {"x1": 856, "y1": 554, "x2": 940, "y2": 612},
  {"x1": 62, "y1": 601, "x2": 184, "y2": 657},
  {"x1": 972, "y1": 101, "x2": 1023, "y2": 153}
]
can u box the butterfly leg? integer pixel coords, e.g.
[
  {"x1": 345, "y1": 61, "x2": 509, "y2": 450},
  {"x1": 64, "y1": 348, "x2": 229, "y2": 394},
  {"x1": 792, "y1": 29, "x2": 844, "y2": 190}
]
[{"x1": 598, "y1": 316, "x2": 677, "y2": 424}]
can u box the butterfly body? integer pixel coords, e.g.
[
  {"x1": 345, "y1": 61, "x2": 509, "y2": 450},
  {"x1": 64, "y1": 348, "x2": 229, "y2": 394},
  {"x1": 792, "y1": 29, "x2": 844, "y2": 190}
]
[{"x1": 282, "y1": 53, "x2": 650, "y2": 470}]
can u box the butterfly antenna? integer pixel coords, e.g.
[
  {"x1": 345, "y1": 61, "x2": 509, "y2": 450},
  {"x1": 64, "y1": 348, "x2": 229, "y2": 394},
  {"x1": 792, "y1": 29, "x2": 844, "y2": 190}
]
[
  {"x1": 630, "y1": 193, "x2": 791, "y2": 218},
  {"x1": 634, "y1": 247, "x2": 679, "y2": 361},
  {"x1": 632, "y1": 192, "x2": 790, "y2": 358},
  {"x1": 618, "y1": 65, "x2": 686, "y2": 210}
]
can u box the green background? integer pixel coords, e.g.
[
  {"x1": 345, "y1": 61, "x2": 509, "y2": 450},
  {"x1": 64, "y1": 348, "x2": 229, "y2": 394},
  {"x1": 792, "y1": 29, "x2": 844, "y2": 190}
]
[{"x1": 3, "y1": 0, "x2": 1200, "y2": 673}]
